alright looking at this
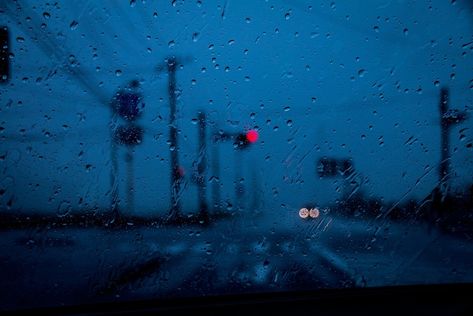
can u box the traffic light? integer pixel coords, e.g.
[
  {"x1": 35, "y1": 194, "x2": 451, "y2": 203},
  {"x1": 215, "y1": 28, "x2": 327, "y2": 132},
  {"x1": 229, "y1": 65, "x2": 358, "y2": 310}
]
[{"x1": 233, "y1": 129, "x2": 259, "y2": 150}]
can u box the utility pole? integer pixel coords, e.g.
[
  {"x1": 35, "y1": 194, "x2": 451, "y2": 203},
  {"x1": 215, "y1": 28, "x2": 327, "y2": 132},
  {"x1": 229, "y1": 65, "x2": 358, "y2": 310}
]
[
  {"x1": 211, "y1": 128, "x2": 222, "y2": 213},
  {"x1": 167, "y1": 57, "x2": 182, "y2": 220},
  {"x1": 110, "y1": 114, "x2": 119, "y2": 221},
  {"x1": 438, "y1": 87, "x2": 467, "y2": 199},
  {"x1": 155, "y1": 55, "x2": 191, "y2": 221},
  {"x1": 197, "y1": 111, "x2": 209, "y2": 222},
  {"x1": 234, "y1": 150, "x2": 244, "y2": 211},
  {"x1": 439, "y1": 88, "x2": 450, "y2": 197}
]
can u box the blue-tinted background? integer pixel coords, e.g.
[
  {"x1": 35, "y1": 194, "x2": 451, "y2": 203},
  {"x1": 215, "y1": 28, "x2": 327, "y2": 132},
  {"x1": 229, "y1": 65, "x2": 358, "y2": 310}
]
[{"x1": 0, "y1": 0, "x2": 473, "y2": 311}]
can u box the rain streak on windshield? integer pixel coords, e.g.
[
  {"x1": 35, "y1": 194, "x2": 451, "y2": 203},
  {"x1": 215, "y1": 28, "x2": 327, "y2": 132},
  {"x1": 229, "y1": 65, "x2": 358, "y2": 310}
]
[{"x1": 0, "y1": 0, "x2": 473, "y2": 311}]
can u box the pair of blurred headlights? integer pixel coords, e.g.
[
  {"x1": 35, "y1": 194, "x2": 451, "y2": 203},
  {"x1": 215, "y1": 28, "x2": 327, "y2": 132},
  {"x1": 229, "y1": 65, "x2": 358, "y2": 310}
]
[{"x1": 299, "y1": 207, "x2": 320, "y2": 219}]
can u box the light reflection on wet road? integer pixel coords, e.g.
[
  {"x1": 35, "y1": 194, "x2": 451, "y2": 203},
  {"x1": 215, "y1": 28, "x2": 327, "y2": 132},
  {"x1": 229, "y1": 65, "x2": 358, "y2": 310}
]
[{"x1": 1, "y1": 214, "x2": 472, "y2": 310}]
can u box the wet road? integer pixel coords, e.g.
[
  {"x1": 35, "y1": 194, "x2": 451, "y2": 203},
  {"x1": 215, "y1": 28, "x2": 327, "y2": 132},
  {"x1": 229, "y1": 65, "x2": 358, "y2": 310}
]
[{"x1": 1, "y1": 213, "x2": 473, "y2": 311}]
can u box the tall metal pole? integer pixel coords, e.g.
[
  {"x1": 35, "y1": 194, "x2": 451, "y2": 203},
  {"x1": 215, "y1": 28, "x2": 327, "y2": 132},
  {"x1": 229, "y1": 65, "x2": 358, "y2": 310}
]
[
  {"x1": 234, "y1": 150, "x2": 244, "y2": 211},
  {"x1": 211, "y1": 128, "x2": 222, "y2": 213},
  {"x1": 439, "y1": 87, "x2": 450, "y2": 198},
  {"x1": 110, "y1": 114, "x2": 120, "y2": 222},
  {"x1": 125, "y1": 146, "x2": 134, "y2": 214},
  {"x1": 197, "y1": 111, "x2": 208, "y2": 222},
  {"x1": 167, "y1": 57, "x2": 181, "y2": 219}
]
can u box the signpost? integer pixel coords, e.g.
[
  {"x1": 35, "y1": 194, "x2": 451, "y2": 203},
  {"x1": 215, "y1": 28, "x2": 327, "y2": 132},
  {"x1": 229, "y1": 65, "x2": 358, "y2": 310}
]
[{"x1": 110, "y1": 80, "x2": 145, "y2": 221}]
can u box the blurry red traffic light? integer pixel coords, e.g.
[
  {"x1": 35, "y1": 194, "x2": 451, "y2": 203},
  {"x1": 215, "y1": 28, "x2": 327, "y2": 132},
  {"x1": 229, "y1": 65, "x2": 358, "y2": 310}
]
[{"x1": 246, "y1": 130, "x2": 259, "y2": 143}]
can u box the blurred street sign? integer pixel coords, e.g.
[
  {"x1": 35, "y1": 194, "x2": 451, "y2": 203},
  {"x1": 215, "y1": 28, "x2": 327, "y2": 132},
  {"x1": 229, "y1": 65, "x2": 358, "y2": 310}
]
[{"x1": 317, "y1": 157, "x2": 354, "y2": 178}]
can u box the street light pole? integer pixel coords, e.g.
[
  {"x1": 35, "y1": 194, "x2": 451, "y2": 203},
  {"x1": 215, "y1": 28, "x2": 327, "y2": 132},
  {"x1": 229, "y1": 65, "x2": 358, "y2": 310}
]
[
  {"x1": 211, "y1": 128, "x2": 222, "y2": 213},
  {"x1": 197, "y1": 111, "x2": 208, "y2": 222},
  {"x1": 438, "y1": 87, "x2": 467, "y2": 199},
  {"x1": 439, "y1": 88, "x2": 450, "y2": 198},
  {"x1": 167, "y1": 57, "x2": 181, "y2": 220}
]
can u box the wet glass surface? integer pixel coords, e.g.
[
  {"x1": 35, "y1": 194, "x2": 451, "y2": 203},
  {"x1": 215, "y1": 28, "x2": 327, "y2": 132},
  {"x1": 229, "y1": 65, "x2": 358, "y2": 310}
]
[{"x1": 0, "y1": 0, "x2": 473, "y2": 311}]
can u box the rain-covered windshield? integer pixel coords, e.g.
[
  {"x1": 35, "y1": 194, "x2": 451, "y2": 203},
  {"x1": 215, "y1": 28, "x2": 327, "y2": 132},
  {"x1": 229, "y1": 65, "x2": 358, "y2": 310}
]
[{"x1": 1, "y1": 0, "x2": 473, "y2": 311}]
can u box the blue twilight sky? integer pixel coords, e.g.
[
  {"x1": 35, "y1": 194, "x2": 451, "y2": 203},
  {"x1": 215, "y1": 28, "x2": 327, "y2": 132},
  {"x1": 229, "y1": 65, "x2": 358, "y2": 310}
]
[{"x1": 0, "y1": 0, "x2": 472, "y2": 217}]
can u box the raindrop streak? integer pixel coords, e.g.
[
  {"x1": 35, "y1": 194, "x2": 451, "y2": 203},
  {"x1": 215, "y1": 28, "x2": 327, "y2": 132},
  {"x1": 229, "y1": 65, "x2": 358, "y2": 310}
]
[{"x1": 70, "y1": 20, "x2": 79, "y2": 30}]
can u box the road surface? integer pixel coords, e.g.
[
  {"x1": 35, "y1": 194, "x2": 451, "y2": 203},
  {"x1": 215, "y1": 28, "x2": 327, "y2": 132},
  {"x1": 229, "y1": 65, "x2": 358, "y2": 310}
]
[{"x1": 1, "y1": 211, "x2": 472, "y2": 311}]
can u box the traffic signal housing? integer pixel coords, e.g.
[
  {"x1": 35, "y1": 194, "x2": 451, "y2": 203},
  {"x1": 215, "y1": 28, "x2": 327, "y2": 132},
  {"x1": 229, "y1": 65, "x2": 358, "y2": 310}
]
[{"x1": 233, "y1": 129, "x2": 259, "y2": 150}]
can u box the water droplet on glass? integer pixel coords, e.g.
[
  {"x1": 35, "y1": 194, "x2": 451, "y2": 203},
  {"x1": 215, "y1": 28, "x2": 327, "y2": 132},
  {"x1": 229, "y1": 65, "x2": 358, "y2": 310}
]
[
  {"x1": 43, "y1": 12, "x2": 50, "y2": 19},
  {"x1": 70, "y1": 20, "x2": 79, "y2": 30},
  {"x1": 168, "y1": 40, "x2": 175, "y2": 48},
  {"x1": 115, "y1": 69, "x2": 122, "y2": 77},
  {"x1": 68, "y1": 55, "x2": 78, "y2": 67},
  {"x1": 358, "y1": 69, "x2": 366, "y2": 78},
  {"x1": 57, "y1": 201, "x2": 71, "y2": 218}
]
